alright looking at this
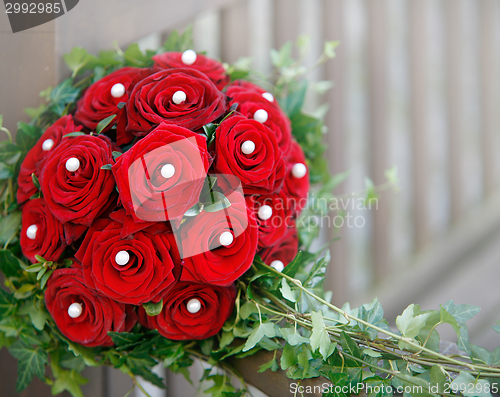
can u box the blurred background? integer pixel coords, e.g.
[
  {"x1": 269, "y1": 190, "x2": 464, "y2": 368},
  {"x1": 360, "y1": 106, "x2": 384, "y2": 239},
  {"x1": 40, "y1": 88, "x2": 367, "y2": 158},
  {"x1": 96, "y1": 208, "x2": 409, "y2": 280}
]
[{"x1": 2, "y1": 0, "x2": 500, "y2": 396}]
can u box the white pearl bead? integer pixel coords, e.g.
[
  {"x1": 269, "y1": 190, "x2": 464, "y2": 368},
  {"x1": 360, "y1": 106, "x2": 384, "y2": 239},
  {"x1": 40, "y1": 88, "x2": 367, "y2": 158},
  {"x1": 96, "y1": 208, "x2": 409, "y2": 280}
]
[
  {"x1": 270, "y1": 260, "x2": 284, "y2": 272},
  {"x1": 219, "y1": 231, "x2": 234, "y2": 247},
  {"x1": 68, "y1": 302, "x2": 83, "y2": 318},
  {"x1": 241, "y1": 140, "x2": 256, "y2": 155},
  {"x1": 186, "y1": 298, "x2": 201, "y2": 314},
  {"x1": 110, "y1": 83, "x2": 126, "y2": 98},
  {"x1": 172, "y1": 90, "x2": 187, "y2": 105},
  {"x1": 253, "y1": 109, "x2": 269, "y2": 123},
  {"x1": 115, "y1": 250, "x2": 130, "y2": 266},
  {"x1": 161, "y1": 164, "x2": 175, "y2": 179},
  {"x1": 26, "y1": 224, "x2": 38, "y2": 240},
  {"x1": 258, "y1": 205, "x2": 273, "y2": 220},
  {"x1": 292, "y1": 163, "x2": 307, "y2": 178},
  {"x1": 262, "y1": 92, "x2": 274, "y2": 102},
  {"x1": 181, "y1": 50, "x2": 197, "y2": 65},
  {"x1": 42, "y1": 138, "x2": 54, "y2": 151},
  {"x1": 65, "y1": 157, "x2": 80, "y2": 172}
]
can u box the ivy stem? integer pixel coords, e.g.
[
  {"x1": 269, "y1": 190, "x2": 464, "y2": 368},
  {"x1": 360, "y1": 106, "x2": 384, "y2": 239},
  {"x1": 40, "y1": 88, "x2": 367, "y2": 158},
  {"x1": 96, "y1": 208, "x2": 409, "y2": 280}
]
[
  {"x1": 129, "y1": 373, "x2": 153, "y2": 397},
  {"x1": 264, "y1": 263, "x2": 492, "y2": 372}
]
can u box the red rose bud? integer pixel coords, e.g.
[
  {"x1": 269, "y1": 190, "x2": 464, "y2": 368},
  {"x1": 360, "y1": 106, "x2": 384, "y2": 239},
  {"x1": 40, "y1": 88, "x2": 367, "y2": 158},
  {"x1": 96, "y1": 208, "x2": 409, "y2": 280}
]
[
  {"x1": 74, "y1": 67, "x2": 143, "y2": 131},
  {"x1": 112, "y1": 123, "x2": 210, "y2": 222},
  {"x1": 282, "y1": 140, "x2": 310, "y2": 216},
  {"x1": 226, "y1": 82, "x2": 292, "y2": 155},
  {"x1": 17, "y1": 115, "x2": 82, "y2": 204},
  {"x1": 75, "y1": 218, "x2": 178, "y2": 305},
  {"x1": 177, "y1": 191, "x2": 259, "y2": 286},
  {"x1": 45, "y1": 268, "x2": 137, "y2": 347},
  {"x1": 40, "y1": 134, "x2": 117, "y2": 227},
  {"x1": 259, "y1": 221, "x2": 299, "y2": 269},
  {"x1": 123, "y1": 68, "x2": 227, "y2": 136},
  {"x1": 214, "y1": 114, "x2": 286, "y2": 195},
  {"x1": 246, "y1": 190, "x2": 295, "y2": 250},
  {"x1": 153, "y1": 51, "x2": 230, "y2": 90},
  {"x1": 138, "y1": 280, "x2": 236, "y2": 340},
  {"x1": 20, "y1": 198, "x2": 67, "y2": 263}
]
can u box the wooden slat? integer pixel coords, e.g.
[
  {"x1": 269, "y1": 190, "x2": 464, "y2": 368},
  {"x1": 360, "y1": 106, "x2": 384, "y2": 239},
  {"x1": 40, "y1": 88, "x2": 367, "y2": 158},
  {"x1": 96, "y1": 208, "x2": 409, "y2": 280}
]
[
  {"x1": 273, "y1": 0, "x2": 300, "y2": 50},
  {"x1": 220, "y1": 0, "x2": 250, "y2": 64},
  {"x1": 408, "y1": 0, "x2": 430, "y2": 250},
  {"x1": 444, "y1": 0, "x2": 465, "y2": 223},
  {"x1": 323, "y1": 0, "x2": 349, "y2": 304},
  {"x1": 248, "y1": 0, "x2": 274, "y2": 73},
  {"x1": 479, "y1": 0, "x2": 500, "y2": 197},
  {"x1": 367, "y1": 0, "x2": 390, "y2": 283},
  {"x1": 193, "y1": 9, "x2": 222, "y2": 59}
]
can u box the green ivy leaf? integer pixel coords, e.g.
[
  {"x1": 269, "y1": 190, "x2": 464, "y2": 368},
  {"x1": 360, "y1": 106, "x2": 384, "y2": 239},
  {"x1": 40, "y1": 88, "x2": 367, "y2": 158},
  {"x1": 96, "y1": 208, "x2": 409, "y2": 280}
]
[
  {"x1": 49, "y1": 79, "x2": 81, "y2": 116},
  {"x1": 311, "y1": 311, "x2": 335, "y2": 360},
  {"x1": 16, "y1": 122, "x2": 42, "y2": 151},
  {"x1": 396, "y1": 304, "x2": 430, "y2": 339},
  {"x1": 0, "y1": 142, "x2": 22, "y2": 164},
  {"x1": 183, "y1": 203, "x2": 203, "y2": 217},
  {"x1": 162, "y1": 26, "x2": 194, "y2": 52},
  {"x1": 8, "y1": 339, "x2": 48, "y2": 392},
  {"x1": 324, "y1": 41, "x2": 340, "y2": 59},
  {"x1": 280, "y1": 278, "x2": 296, "y2": 302},
  {"x1": 108, "y1": 331, "x2": 143, "y2": 350},
  {"x1": 279, "y1": 80, "x2": 307, "y2": 118},
  {"x1": 143, "y1": 300, "x2": 163, "y2": 316},
  {"x1": 63, "y1": 47, "x2": 100, "y2": 77},
  {"x1": 0, "y1": 288, "x2": 16, "y2": 316},
  {"x1": 243, "y1": 323, "x2": 276, "y2": 352},
  {"x1": 258, "y1": 356, "x2": 279, "y2": 372},
  {"x1": 123, "y1": 43, "x2": 154, "y2": 67},
  {"x1": 52, "y1": 368, "x2": 88, "y2": 397},
  {"x1": 100, "y1": 164, "x2": 112, "y2": 170},
  {"x1": 0, "y1": 249, "x2": 22, "y2": 277},
  {"x1": 63, "y1": 132, "x2": 87, "y2": 138},
  {"x1": 280, "y1": 327, "x2": 309, "y2": 346}
]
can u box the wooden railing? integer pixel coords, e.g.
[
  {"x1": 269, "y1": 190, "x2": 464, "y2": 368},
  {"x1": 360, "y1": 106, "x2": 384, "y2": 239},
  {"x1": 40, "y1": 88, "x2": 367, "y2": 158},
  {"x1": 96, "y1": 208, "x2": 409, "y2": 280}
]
[{"x1": 2, "y1": 0, "x2": 500, "y2": 396}]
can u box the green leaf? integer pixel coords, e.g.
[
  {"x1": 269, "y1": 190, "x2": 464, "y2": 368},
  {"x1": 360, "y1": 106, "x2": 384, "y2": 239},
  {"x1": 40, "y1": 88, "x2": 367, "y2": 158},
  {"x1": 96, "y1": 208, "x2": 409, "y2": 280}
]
[
  {"x1": 112, "y1": 151, "x2": 122, "y2": 160},
  {"x1": 492, "y1": 320, "x2": 500, "y2": 334},
  {"x1": 24, "y1": 104, "x2": 46, "y2": 119},
  {"x1": 240, "y1": 301, "x2": 258, "y2": 320},
  {"x1": 8, "y1": 339, "x2": 48, "y2": 392},
  {"x1": 108, "y1": 331, "x2": 143, "y2": 350},
  {"x1": 49, "y1": 79, "x2": 81, "y2": 116},
  {"x1": 281, "y1": 251, "x2": 303, "y2": 278},
  {"x1": 0, "y1": 212, "x2": 21, "y2": 245},
  {"x1": 243, "y1": 323, "x2": 276, "y2": 352},
  {"x1": 280, "y1": 327, "x2": 309, "y2": 346},
  {"x1": 0, "y1": 249, "x2": 22, "y2": 277},
  {"x1": 450, "y1": 371, "x2": 492, "y2": 397},
  {"x1": 203, "y1": 191, "x2": 231, "y2": 213},
  {"x1": 280, "y1": 278, "x2": 296, "y2": 302},
  {"x1": 279, "y1": 80, "x2": 307, "y2": 118},
  {"x1": 162, "y1": 26, "x2": 194, "y2": 52},
  {"x1": 324, "y1": 41, "x2": 340, "y2": 59},
  {"x1": 16, "y1": 122, "x2": 42, "y2": 151},
  {"x1": 183, "y1": 203, "x2": 203, "y2": 217},
  {"x1": 311, "y1": 311, "x2": 335, "y2": 360},
  {"x1": 96, "y1": 114, "x2": 116, "y2": 134},
  {"x1": 40, "y1": 269, "x2": 54, "y2": 290},
  {"x1": 143, "y1": 300, "x2": 163, "y2": 316},
  {"x1": 396, "y1": 304, "x2": 430, "y2": 339},
  {"x1": 100, "y1": 164, "x2": 112, "y2": 170},
  {"x1": 339, "y1": 331, "x2": 361, "y2": 360},
  {"x1": 202, "y1": 123, "x2": 217, "y2": 146},
  {"x1": 271, "y1": 41, "x2": 293, "y2": 68},
  {"x1": 362, "y1": 348, "x2": 382, "y2": 358},
  {"x1": 0, "y1": 288, "x2": 16, "y2": 316},
  {"x1": 258, "y1": 356, "x2": 279, "y2": 373},
  {"x1": 0, "y1": 142, "x2": 22, "y2": 164},
  {"x1": 63, "y1": 47, "x2": 99, "y2": 76},
  {"x1": 123, "y1": 43, "x2": 154, "y2": 67},
  {"x1": 63, "y1": 131, "x2": 86, "y2": 138},
  {"x1": 52, "y1": 369, "x2": 88, "y2": 397},
  {"x1": 126, "y1": 353, "x2": 164, "y2": 389}
]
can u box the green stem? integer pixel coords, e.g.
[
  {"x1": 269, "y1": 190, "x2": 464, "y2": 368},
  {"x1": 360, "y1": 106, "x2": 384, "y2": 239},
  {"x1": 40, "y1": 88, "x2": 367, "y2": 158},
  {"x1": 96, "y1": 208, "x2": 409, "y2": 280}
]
[{"x1": 129, "y1": 373, "x2": 153, "y2": 397}]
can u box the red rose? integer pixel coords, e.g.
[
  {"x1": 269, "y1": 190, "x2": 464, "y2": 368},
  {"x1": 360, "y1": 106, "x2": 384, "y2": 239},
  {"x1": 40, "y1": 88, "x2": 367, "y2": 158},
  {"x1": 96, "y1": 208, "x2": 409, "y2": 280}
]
[
  {"x1": 112, "y1": 123, "x2": 210, "y2": 222},
  {"x1": 20, "y1": 198, "x2": 66, "y2": 263},
  {"x1": 152, "y1": 51, "x2": 229, "y2": 90},
  {"x1": 246, "y1": 191, "x2": 294, "y2": 249},
  {"x1": 75, "y1": 218, "x2": 178, "y2": 305},
  {"x1": 226, "y1": 82, "x2": 292, "y2": 155},
  {"x1": 282, "y1": 140, "x2": 309, "y2": 215},
  {"x1": 123, "y1": 68, "x2": 227, "y2": 136},
  {"x1": 178, "y1": 192, "x2": 258, "y2": 286},
  {"x1": 214, "y1": 114, "x2": 285, "y2": 195},
  {"x1": 40, "y1": 134, "x2": 117, "y2": 227},
  {"x1": 138, "y1": 280, "x2": 236, "y2": 340},
  {"x1": 74, "y1": 67, "x2": 143, "y2": 132},
  {"x1": 17, "y1": 115, "x2": 82, "y2": 204},
  {"x1": 259, "y1": 222, "x2": 299, "y2": 268},
  {"x1": 45, "y1": 267, "x2": 137, "y2": 347}
]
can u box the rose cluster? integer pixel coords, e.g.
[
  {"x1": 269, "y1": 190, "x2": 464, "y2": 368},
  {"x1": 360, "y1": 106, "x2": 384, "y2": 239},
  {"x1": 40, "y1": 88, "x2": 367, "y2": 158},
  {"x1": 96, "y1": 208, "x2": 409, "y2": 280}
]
[{"x1": 17, "y1": 50, "x2": 309, "y2": 346}]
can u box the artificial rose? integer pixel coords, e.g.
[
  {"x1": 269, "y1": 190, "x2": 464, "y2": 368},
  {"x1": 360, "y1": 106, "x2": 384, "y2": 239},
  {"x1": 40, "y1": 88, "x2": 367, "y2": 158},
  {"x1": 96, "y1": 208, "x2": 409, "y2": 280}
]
[
  {"x1": 138, "y1": 281, "x2": 236, "y2": 340},
  {"x1": 17, "y1": 115, "x2": 82, "y2": 204},
  {"x1": 152, "y1": 52, "x2": 229, "y2": 90},
  {"x1": 45, "y1": 267, "x2": 137, "y2": 347},
  {"x1": 40, "y1": 134, "x2": 117, "y2": 227},
  {"x1": 123, "y1": 68, "x2": 227, "y2": 136},
  {"x1": 259, "y1": 221, "x2": 299, "y2": 267},
  {"x1": 75, "y1": 218, "x2": 178, "y2": 305},
  {"x1": 74, "y1": 67, "x2": 143, "y2": 133},
  {"x1": 226, "y1": 82, "x2": 292, "y2": 155},
  {"x1": 282, "y1": 140, "x2": 309, "y2": 215},
  {"x1": 112, "y1": 123, "x2": 210, "y2": 222},
  {"x1": 214, "y1": 114, "x2": 285, "y2": 195},
  {"x1": 246, "y1": 191, "x2": 294, "y2": 249},
  {"x1": 178, "y1": 192, "x2": 259, "y2": 286},
  {"x1": 20, "y1": 198, "x2": 66, "y2": 263}
]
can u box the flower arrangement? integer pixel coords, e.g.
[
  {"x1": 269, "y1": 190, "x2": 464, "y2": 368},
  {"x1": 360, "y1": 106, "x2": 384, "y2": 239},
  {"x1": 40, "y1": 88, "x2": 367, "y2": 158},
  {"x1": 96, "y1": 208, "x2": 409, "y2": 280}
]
[{"x1": 0, "y1": 27, "x2": 499, "y2": 397}]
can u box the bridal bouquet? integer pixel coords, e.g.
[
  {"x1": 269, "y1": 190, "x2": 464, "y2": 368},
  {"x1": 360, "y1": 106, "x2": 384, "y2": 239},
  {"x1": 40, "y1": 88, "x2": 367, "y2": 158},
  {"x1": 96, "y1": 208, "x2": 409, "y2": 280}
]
[{"x1": 1, "y1": 28, "x2": 499, "y2": 397}]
